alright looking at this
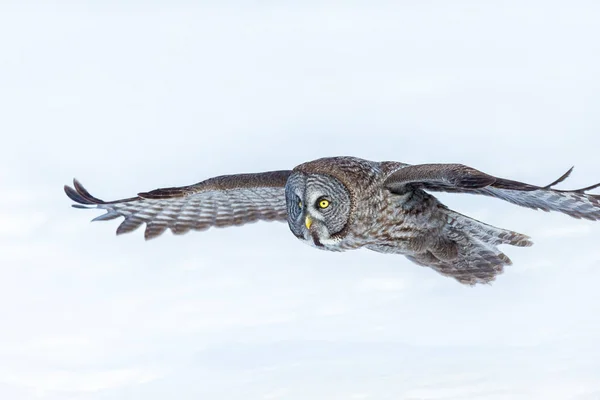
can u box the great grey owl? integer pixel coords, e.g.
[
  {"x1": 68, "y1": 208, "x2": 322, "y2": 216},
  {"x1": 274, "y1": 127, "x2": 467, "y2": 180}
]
[{"x1": 64, "y1": 156, "x2": 600, "y2": 285}]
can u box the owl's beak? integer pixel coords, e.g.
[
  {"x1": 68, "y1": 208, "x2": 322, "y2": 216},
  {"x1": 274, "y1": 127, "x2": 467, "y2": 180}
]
[{"x1": 305, "y1": 215, "x2": 313, "y2": 230}]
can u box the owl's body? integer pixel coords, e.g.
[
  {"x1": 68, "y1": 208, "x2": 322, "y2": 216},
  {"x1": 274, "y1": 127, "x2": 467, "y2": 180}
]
[
  {"x1": 291, "y1": 158, "x2": 435, "y2": 253},
  {"x1": 65, "y1": 156, "x2": 600, "y2": 285}
]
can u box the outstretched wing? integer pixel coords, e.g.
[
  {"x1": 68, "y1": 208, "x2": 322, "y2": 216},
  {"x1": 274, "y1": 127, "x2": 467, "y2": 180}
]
[
  {"x1": 383, "y1": 164, "x2": 600, "y2": 220},
  {"x1": 64, "y1": 171, "x2": 292, "y2": 240}
]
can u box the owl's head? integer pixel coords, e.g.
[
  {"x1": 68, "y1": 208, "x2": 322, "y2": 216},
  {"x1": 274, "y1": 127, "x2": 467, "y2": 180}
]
[{"x1": 285, "y1": 172, "x2": 352, "y2": 249}]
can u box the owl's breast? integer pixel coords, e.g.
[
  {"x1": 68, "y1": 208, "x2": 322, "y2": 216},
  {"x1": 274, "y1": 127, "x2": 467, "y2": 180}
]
[{"x1": 357, "y1": 188, "x2": 449, "y2": 255}]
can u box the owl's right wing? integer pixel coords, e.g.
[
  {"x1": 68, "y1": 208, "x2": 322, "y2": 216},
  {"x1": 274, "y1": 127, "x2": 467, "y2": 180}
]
[{"x1": 64, "y1": 170, "x2": 292, "y2": 240}]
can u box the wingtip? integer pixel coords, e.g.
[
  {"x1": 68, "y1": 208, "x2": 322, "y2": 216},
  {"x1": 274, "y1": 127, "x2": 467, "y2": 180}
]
[
  {"x1": 64, "y1": 178, "x2": 106, "y2": 206},
  {"x1": 543, "y1": 166, "x2": 574, "y2": 189},
  {"x1": 543, "y1": 166, "x2": 600, "y2": 194},
  {"x1": 64, "y1": 181, "x2": 91, "y2": 205},
  {"x1": 91, "y1": 210, "x2": 120, "y2": 222},
  {"x1": 573, "y1": 182, "x2": 600, "y2": 194},
  {"x1": 63, "y1": 184, "x2": 73, "y2": 198}
]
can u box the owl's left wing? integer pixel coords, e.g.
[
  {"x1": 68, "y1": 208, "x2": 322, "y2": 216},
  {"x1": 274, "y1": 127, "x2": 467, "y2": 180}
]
[
  {"x1": 64, "y1": 171, "x2": 292, "y2": 240},
  {"x1": 383, "y1": 163, "x2": 600, "y2": 220}
]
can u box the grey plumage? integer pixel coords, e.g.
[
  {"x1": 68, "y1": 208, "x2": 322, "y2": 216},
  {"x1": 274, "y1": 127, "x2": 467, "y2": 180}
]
[
  {"x1": 64, "y1": 156, "x2": 600, "y2": 285},
  {"x1": 65, "y1": 171, "x2": 291, "y2": 240}
]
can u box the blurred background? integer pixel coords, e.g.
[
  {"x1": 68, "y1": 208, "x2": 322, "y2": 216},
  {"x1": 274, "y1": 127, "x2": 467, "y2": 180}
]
[{"x1": 0, "y1": 1, "x2": 599, "y2": 399}]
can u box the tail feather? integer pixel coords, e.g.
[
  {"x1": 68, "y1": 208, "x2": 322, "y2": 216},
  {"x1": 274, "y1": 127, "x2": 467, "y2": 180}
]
[
  {"x1": 445, "y1": 209, "x2": 533, "y2": 247},
  {"x1": 407, "y1": 209, "x2": 532, "y2": 285}
]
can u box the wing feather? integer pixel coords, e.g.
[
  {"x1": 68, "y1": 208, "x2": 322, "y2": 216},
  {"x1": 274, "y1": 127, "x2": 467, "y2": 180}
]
[
  {"x1": 64, "y1": 171, "x2": 292, "y2": 240},
  {"x1": 384, "y1": 164, "x2": 600, "y2": 221}
]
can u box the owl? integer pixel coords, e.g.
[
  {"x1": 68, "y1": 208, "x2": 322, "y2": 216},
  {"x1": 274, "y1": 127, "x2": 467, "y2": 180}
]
[{"x1": 65, "y1": 156, "x2": 600, "y2": 285}]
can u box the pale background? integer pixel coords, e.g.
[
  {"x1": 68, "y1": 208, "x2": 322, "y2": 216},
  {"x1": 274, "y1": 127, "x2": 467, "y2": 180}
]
[{"x1": 1, "y1": 1, "x2": 599, "y2": 399}]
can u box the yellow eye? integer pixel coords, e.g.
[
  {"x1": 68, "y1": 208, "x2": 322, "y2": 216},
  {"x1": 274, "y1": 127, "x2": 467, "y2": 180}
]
[
  {"x1": 298, "y1": 200, "x2": 302, "y2": 208},
  {"x1": 318, "y1": 199, "x2": 330, "y2": 209}
]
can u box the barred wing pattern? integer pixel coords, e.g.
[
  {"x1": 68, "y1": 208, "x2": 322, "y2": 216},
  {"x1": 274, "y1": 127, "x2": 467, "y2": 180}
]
[
  {"x1": 383, "y1": 163, "x2": 599, "y2": 285},
  {"x1": 406, "y1": 209, "x2": 532, "y2": 285},
  {"x1": 64, "y1": 171, "x2": 292, "y2": 240},
  {"x1": 384, "y1": 164, "x2": 600, "y2": 220}
]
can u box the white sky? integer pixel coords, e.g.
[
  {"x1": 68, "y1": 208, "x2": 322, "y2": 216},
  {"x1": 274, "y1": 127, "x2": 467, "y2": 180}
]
[{"x1": 1, "y1": 1, "x2": 600, "y2": 399}]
